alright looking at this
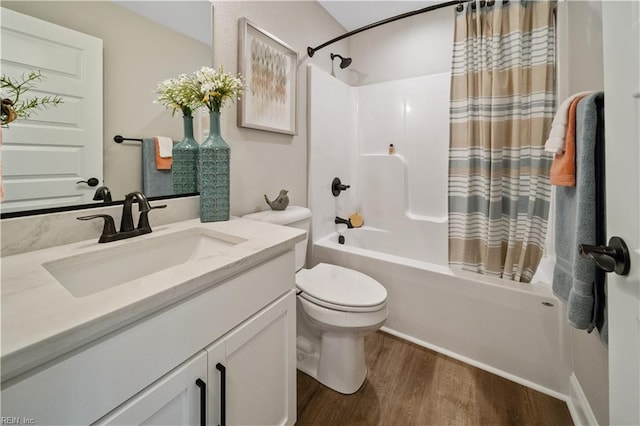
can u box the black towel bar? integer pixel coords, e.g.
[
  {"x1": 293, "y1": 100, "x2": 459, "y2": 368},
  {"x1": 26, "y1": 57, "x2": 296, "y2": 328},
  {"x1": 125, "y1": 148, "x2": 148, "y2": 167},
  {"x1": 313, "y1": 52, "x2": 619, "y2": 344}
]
[{"x1": 114, "y1": 135, "x2": 143, "y2": 143}]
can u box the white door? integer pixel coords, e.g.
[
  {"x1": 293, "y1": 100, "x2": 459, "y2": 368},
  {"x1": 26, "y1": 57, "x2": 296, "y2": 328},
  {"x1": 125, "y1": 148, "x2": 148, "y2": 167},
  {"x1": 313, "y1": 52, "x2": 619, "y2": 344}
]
[
  {"x1": 602, "y1": 3, "x2": 640, "y2": 425},
  {"x1": 0, "y1": 7, "x2": 102, "y2": 213},
  {"x1": 206, "y1": 292, "x2": 296, "y2": 426},
  {"x1": 95, "y1": 352, "x2": 207, "y2": 425}
]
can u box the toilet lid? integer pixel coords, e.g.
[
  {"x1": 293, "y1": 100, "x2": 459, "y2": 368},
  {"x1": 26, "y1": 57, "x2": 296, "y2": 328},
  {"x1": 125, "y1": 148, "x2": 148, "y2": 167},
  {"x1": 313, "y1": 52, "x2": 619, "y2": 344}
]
[{"x1": 296, "y1": 263, "x2": 387, "y2": 308}]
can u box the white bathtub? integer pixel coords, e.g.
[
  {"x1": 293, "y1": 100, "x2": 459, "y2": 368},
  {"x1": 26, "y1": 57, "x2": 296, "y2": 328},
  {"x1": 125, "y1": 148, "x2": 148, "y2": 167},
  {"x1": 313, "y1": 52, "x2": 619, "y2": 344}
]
[{"x1": 312, "y1": 227, "x2": 571, "y2": 398}]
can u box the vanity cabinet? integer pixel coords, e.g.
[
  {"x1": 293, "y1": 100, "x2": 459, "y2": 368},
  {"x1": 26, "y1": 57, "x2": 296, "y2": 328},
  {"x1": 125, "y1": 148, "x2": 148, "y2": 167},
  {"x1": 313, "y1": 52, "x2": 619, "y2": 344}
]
[
  {"x1": 96, "y1": 292, "x2": 296, "y2": 426},
  {"x1": 1, "y1": 250, "x2": 297, "y2": 426}
]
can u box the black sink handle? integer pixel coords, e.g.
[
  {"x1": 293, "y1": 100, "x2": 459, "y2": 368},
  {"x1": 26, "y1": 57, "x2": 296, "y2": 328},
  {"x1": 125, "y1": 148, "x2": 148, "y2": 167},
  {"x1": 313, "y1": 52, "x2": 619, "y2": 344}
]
[{"x1": 77, "y1": 214, "x2": 117, "y2": 243}]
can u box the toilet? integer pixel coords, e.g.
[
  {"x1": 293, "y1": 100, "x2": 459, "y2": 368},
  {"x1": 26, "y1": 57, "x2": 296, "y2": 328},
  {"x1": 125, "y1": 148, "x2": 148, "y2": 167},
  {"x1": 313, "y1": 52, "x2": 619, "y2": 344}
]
[{"x1": 242, "y1": 206, "x2": 388, "y2": 394}]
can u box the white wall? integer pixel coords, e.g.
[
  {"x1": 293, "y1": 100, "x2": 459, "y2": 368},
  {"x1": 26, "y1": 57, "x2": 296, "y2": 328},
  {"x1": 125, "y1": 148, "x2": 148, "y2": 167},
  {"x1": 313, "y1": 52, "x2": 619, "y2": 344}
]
[
  {"x1": 210, "y1": 1, "x2": 348, "y2": 216},
  {"x1": 115, "y1": 1, "x2": 212, "y2": 46},
  {"x1": 348, "y1": 6, "x2": 454, "y2": 86}
]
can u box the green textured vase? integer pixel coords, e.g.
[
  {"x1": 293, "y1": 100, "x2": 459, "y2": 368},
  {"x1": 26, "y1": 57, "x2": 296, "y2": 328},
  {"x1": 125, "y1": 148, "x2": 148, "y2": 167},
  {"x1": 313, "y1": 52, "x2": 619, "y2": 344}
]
[
  {"x1": 172, "y1": 115, "x2": 199, "y2": 194},
  {"x1": 199, "y1": 111, "x2": 230, "y2": 222}
]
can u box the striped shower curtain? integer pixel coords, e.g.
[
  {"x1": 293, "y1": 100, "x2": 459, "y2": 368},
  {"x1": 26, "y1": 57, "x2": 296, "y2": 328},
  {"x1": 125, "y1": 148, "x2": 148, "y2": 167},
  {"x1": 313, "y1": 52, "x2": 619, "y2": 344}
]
[{"x1": 448, "y1": 0, "x2": 556, "y2": 282}]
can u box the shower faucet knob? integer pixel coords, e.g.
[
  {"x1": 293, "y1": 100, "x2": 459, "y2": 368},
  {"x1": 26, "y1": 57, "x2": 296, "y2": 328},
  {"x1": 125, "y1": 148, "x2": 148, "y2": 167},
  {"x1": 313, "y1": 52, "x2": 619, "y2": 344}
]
[{"x1": 331, "y1": 177, "x2": 350, "y2": 196}]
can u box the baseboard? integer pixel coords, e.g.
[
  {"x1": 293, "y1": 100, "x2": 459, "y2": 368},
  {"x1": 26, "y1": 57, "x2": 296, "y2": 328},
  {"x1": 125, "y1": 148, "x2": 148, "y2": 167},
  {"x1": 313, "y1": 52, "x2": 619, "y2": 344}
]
[
  {"x1": 379, "y1": 326, "x2": 571, "y2": 403},
  {"x1": 567, "y1": 373, "x2": 599, "y2": 425}
]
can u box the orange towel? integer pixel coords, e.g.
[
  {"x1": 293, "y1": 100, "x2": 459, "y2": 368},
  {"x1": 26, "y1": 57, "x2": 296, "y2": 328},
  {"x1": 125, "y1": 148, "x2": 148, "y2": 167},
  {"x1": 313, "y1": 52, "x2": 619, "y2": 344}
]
[
  {"x1": 550, "y1": 94, "x2": 588, "y2": 186},
  {"x1": 154, "y1": 137, "x2": 172, "y2": 170}
]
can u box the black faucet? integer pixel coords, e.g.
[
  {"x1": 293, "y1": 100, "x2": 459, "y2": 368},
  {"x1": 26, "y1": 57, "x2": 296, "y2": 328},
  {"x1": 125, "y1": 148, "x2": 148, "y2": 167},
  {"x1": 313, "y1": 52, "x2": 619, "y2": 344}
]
[
  {"x1": 92, "y1": 186, "x2": 112, "y2": 203},
  {"x1": 77, "y1": 191, "x2": 166, "y2": 243},
  {"x1": 120, "y1": 191, "x2": 151, "y2": 232},
  {"x1": 335, "y1": 216, "x2": 353, "y2": 228}
]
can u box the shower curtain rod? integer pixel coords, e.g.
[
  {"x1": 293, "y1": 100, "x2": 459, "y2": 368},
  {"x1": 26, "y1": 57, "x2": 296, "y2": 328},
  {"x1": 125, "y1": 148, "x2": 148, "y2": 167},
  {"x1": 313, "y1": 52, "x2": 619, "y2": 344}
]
[{"x1": 307, "y1": 0, "x2": 471, "y2": 57}]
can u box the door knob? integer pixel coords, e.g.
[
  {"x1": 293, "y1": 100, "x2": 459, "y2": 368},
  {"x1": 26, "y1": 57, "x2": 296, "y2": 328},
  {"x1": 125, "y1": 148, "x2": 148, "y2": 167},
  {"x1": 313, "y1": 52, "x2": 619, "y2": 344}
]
[
  {"x1": 77, "y1": 177, "x2": 99, "y2": 187},
  {"x1": 579, "y1": 236, "x2": 631, "y2": 276}
]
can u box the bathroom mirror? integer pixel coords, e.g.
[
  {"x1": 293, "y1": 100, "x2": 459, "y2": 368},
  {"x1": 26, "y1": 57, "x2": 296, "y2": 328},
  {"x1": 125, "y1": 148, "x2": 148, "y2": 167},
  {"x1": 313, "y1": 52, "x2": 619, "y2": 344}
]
[{"x1": 0, "y1": 1, "x2": 212, "y2": 217}]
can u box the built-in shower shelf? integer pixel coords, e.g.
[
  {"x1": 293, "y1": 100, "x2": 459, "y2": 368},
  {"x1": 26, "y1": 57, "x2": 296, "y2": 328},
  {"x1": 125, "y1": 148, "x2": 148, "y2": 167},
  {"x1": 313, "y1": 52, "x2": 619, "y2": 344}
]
[{"x1": 359, "y1": 153, "x2": 446, "y2": 222}]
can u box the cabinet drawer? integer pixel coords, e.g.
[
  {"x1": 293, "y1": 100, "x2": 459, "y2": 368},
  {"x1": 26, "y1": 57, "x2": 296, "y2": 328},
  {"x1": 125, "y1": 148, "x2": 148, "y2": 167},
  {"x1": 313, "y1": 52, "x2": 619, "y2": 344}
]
[{"x1": 1, "y1": 250, "x2": 294, "y2": 425}]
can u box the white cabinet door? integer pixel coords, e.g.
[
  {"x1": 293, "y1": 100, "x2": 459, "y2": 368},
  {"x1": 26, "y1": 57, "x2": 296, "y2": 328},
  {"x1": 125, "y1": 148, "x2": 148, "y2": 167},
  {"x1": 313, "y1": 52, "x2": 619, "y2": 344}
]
[
  {"x1": 95, "y1": 352, "x2": 208, "y2": 426},
  {"x1": 0, "y1": 7, "x2": 103, "y2": 213},
  {"x1": 206, "y1": 291, "x2": 296, "y2": 426}
]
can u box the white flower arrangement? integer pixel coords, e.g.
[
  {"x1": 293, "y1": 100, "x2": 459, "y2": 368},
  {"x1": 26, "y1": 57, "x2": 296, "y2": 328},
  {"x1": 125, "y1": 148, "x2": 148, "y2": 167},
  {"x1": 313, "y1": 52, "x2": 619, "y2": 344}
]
[
  {"x1": 153, "y1": 73, "x2": 202, "y2": 117},
  {"x1": 195, "y1": 66, "x2": 244, "y2": 113},
  {"x1": 154, "y1": 67, "x2": 243, "y2": 116}
]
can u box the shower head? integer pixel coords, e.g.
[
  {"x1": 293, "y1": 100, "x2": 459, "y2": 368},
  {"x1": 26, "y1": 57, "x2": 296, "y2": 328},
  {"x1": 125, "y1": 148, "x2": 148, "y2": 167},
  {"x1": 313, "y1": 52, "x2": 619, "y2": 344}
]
[{"x1": 330, "y1": 53, "x2": 352, "y2": 69}]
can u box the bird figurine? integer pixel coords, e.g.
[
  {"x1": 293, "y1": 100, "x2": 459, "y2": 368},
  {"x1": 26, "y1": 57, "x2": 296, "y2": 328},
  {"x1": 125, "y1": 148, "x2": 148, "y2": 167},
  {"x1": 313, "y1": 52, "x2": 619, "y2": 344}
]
[{"x1": 264, "y1": 189, "x2": 289, "y2": 211}]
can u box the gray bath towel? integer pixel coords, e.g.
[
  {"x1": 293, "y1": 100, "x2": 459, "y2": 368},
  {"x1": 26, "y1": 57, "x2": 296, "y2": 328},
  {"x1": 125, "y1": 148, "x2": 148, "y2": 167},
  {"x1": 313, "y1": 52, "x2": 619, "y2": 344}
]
[
  {"x1": 142, "y1": 138, "x2": 176, "y2": 198},
  {"x1": 552, "y1": 92, "x2": 607, "y2": 343}
]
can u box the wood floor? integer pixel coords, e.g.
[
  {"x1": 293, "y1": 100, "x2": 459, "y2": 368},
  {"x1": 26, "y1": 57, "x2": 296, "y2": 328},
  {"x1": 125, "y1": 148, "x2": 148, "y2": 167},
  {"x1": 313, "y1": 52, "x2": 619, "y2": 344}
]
[{"x1": 296, "y1": 331, "x2": 573, "y2": 426}]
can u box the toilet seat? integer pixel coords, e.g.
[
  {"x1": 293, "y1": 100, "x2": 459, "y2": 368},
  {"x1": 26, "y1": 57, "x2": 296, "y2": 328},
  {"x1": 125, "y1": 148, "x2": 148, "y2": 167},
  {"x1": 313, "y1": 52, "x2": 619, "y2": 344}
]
[{"x1": 296, "y1": 263, "x2": 387, "y2": 313}]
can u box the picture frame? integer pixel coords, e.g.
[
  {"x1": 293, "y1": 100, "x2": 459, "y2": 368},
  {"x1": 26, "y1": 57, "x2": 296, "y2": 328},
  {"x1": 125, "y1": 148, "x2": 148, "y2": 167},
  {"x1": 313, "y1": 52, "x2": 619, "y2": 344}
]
[{"x1": 237, "y1": 18, "x2": 298, "y2": 135}]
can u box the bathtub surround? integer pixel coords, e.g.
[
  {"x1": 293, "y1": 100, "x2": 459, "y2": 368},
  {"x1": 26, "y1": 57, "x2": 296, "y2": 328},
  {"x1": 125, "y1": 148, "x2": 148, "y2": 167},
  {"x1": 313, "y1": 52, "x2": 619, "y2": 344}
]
[
  {"x1": 448, "y1": 1, "x2": 556, "y2": 282},
  {"x1": 308, "y1": 65, "x2": 450, "y2": 267}
]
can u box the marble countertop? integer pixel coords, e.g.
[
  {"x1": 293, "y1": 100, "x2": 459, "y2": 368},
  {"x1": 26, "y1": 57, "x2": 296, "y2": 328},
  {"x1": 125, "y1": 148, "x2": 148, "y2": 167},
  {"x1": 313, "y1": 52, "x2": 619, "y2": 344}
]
[{"x1": 1, "y1": 217, "x2": 305, "y2": 382}]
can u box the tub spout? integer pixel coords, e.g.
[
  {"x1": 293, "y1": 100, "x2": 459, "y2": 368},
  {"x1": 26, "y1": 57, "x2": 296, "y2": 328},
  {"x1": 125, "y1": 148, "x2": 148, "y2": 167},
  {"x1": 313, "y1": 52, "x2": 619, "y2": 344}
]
[{"x1": 335, "y1": 216, "x2": 353, "y2": 228}]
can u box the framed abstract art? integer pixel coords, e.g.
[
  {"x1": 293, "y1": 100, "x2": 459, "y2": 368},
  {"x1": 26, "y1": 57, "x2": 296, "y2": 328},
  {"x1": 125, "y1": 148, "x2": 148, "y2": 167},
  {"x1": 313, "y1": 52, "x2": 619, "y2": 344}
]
[{"x1": 237, "y1": 18, "x2": 298, "y2": 135}]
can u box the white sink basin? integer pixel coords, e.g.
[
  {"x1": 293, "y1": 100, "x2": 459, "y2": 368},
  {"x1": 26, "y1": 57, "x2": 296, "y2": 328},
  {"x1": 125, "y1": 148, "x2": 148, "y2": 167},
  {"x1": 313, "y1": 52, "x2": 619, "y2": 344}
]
[{"x1": 43, "y1": 228, "x2": 247, "y2": 298}]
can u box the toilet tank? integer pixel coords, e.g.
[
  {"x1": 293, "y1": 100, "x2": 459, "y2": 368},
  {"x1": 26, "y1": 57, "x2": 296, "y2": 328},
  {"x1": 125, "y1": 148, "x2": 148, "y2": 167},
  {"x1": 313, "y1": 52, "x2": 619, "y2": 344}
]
[{"x1": 241, "y1": 206, "x2": 311, "y2": 271}]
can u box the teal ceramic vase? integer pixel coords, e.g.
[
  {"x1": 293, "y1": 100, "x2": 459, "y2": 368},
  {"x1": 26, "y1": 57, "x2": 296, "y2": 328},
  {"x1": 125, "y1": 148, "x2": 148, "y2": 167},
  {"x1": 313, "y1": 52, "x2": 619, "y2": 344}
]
[
  {"x1": 199, "y1": 111, "x2": 230, "y2": 222},
  {"x1": 172, "y1": 115, "x2": 199, "y2": 194}
]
